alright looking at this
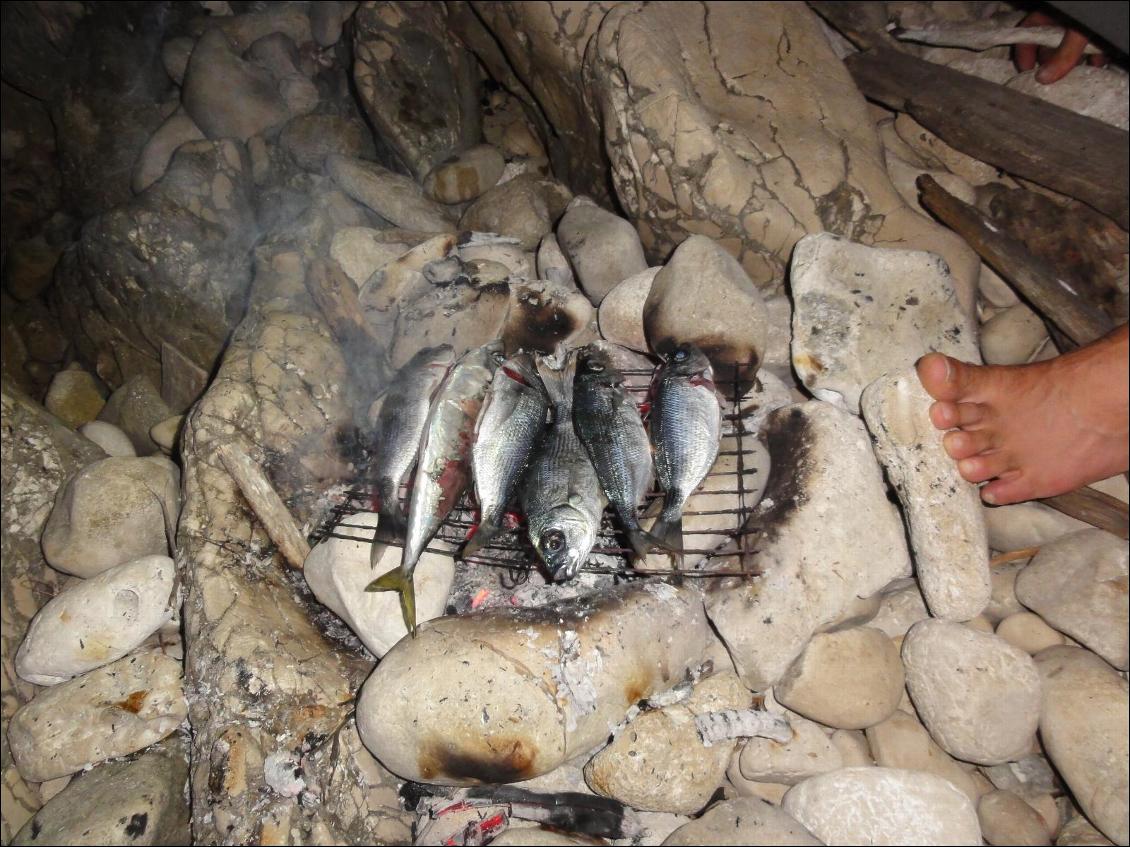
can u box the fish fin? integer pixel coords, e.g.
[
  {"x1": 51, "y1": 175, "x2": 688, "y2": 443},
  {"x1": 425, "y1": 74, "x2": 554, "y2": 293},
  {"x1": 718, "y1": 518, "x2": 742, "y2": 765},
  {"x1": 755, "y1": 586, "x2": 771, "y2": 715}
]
[
  {"x1": 461, "y1": 519, "x2": 499, "y2": 559},
  {"x1": 365, "y1": 568, "x2": 417, "y2": 636},
  {"x1": 647, "y1": 514, "x2": 685, "y2": 569},
  {"x1": 375, "y1": 505, "x2": 408, "y2": 545}
]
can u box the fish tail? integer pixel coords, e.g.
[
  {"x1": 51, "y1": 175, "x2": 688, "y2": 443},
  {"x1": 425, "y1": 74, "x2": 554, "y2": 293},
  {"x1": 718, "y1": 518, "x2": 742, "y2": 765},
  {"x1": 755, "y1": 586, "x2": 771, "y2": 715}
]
[
  {"x1": 365, "y1": 567, "x2": 417, "y2": 636},
  {"x1": 461, "y1": 518, "x2": 500, "y2": 559},
  {"x1": 373, "y1": 479, "x2": 407, "y2": 543},
  {"x1": 648, "y1": 504, "x2": 685, "y2": 569}
]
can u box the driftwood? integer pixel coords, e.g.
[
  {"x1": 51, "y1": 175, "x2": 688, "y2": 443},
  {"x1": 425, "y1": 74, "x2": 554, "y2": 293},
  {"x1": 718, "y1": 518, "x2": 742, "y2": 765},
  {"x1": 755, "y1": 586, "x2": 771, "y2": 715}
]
[
  {"x1": 894, "y1": 20, "x2": 1103, "y2": 54},
  {"x1": 217, "y1": 441, "x2": 311, "y2": 569},
  {"x1": 917, "y1": 175, "x2": 1115, "y2": 346},
  {"x1": 1042, "y1": 487, "x2": 1130, "y2": 540},
  {"x1": 305, "y1": 258, "x2": 390, "y2": 395},
  {"x1": 846, "y1": 47, "x2": 1130, "y2": 229}
]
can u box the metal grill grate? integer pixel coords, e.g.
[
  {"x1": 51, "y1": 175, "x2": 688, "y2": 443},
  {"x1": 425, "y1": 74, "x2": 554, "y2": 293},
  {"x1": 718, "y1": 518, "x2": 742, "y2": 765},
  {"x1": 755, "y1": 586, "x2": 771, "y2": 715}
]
[{"x1": 307, "y1": 362, "x2": 767, "y2": 580}]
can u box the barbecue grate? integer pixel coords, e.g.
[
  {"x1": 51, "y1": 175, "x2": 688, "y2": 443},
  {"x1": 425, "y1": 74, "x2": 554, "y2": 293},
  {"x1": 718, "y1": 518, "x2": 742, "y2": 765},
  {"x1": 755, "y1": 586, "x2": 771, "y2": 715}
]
[{"x1": 307, "y1": 362, "x2": 768, "y2": 580}]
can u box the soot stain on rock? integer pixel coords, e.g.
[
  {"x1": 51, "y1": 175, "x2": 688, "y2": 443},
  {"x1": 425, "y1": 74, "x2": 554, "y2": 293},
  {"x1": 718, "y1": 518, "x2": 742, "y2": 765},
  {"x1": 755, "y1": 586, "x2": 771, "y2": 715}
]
[
  {"x1": 124, "y1": 812, "x2": 148, "y2": 838},
  {"x1": 419, "y1": 736, "x2": 537, "y2": 783},
  {"x1": 504, "y1": 285, "x2": 581, "y2": 354},
  {"x1": 752, "y1": 407, "x2": 811, "y2": 545}
]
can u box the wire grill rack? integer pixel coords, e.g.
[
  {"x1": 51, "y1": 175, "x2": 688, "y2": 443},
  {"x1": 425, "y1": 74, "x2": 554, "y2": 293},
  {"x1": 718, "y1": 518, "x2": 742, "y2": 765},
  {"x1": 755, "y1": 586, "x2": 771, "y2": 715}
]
[{"x1": 308, "y1": 361, "x2": 767, "y2": 580}]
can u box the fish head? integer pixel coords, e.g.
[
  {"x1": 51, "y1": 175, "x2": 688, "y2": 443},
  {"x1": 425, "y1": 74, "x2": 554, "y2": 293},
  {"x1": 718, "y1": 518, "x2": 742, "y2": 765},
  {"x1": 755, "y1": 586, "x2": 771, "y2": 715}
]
[
  {"x1": 497, "y1": 352, "x2": 544, "y2": 393},
  {"x1": 575, "y1": 345, "x2": 622, "y2": 388},
  {"x1": 664, "y1": 343, "x2": 715, "y2": 385},
  {"x1": 410, "y1": 344, "x2": 457, "y2": 372},
  {"x1": 533, "y1": 506, "x2": 598, "y2": 582}
]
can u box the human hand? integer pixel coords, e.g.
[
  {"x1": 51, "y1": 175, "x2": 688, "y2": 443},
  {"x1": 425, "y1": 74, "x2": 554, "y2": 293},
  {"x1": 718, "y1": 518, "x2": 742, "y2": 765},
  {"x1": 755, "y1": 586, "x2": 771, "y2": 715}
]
[{"x1": 1014, "y1": 11, "x2": 1108, "y2": 84}]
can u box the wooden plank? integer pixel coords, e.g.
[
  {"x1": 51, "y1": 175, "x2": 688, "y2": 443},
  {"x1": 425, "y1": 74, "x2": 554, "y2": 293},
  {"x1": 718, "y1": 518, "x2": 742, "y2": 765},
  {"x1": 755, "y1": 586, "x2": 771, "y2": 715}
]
[
  {"x1": 845, "y1": 46, "x2": 1130, "y2": 229},
  {"x1": 917, "y1": 175, "x2": 1115, "y2": 346},
  {"x1": 1042, "y1": 487, "x2": 1130, "y2": 540}
]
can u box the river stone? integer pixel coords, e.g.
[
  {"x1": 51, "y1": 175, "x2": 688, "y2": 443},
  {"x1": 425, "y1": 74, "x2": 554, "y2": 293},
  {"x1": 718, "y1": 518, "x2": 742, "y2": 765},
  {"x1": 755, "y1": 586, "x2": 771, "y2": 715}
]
[
  {"x1": 644, "y1": 235, "x2": 768, "y2": 389},
  {"x1": 737, "y1": 716, "x2": 842, "y2": 785},
  {"x1": 330, "y1": 227, "x2": 412, "y2": 287},
  {"x1": 995, "y1": 612, "x2": 1065, "y2": 655},
  {"x1": 791, "y1": 233, "x2": 979, "y2": 413},
  {"x1": 44, "y1": 366, "x2": 106, "y2": 430},
  {"x1": 869, "y1": 579, "x2": 930, "y2": 639},
  {"x1": 774, "y1": 627, "x2": 905, "y2": 729},
  {"x1": 705, "y1": 403, "x2": 912, "y2": 690},
  {"x1": 584, "y1": 671, "x2": 750, "y2": 814},
  {"x1": 902, "y1": 619, "x2": 1041, "y2": 765},
  {"x1": 357, "y1": 581, "x2": 709, "y2": 784},
  {"x1": 78, "y1": 421, "x2": 136, "y2": 457},
  {"x1": 864, "y1": 710, "x2": 980, "y2": 802},
  {"x1": 831, "y1": 729, "x2": 874, "y2": 768},
  {"x1": 182, "y1": 28, "x2": 289, "y2": 142},
  {"x1": 4, "y1": 237, "x2": 63, "y2": 303},
  {"x1": 326, "y1": 154, "x2": 454, "y2": 233},
  {"x1": 984, "y1": 561, "x2": 1027, "y2": 623},
  {"x1": 149, "y1": 415, "x2": 183, "y2": 454},
  {"x1": 279, "y1": 113, "x2": 372, "y2": 174},
  {"x1": 983, "y1": 503, "x2": 1091, "y2": 551},
  {"x1": 783, "y1": 767, "x2": 981, "y2": 845},
  {"x1": 11, "y1": 736, "x2": 189, "y2": 846},
  {"x1": 557, "y1": 197, "x2": 647, "y2": 306},
  {"x1": 1015, "y1": 529, "x2": 1129, "y2": 670},
  {"x1": 424, "y1": 144, "x2": 506, "y2": 204},
  {"x1": 8, "y1": 651, "x2": 186, "y2": 782},
  {"x1": 862, "y1": 368, "x2": 990, "y2": 621},
  {"x1": 457, "y1": 238, "x2": 534, "y2": 280},
  {"x1": 97, "y1": 375, "x2": 174, "y2": 455},
  {"x1": 536, "y1": 233, "x2": 576, "y2": 288},
  {"x1": 132, "y1": 109, "x2": 205, "y2": 194},
  {"x1": 980, "y1": 303, "x2": 1052, "y2": 366},
  {"x1": 1035, "y1": 646, "x2": 1129, "y2": 845},
  {"x1": 303, "y1": 512, "x2": 455, "y2": 658},
  {"x1": 502, "y1": 280, "x2": 594, "y2": 355},
  {"x1": 598, "y1": 267, "x2": 659, "y2": 353},
  {"x1": 460, "y1": 174, "x2": 573, "y2": 252},
  {"x1": 663, "y1": 797, "x2": 820, "y2": 845},
  {"x1": 15, "y1": 555, "x2": 179, "y2": 686},
  {"x1": 979, "y1": 790, "x2": 1053, "y2": 846},
  {"x1": 1055, "y1": 813, "x2": 1113, "y2": 847},
  {"x1": 41, "y1": 456, "x2": 180, "y2": 578},
  {"x1": 389, "y1": 277, "x2": 511, "y2": 368}
]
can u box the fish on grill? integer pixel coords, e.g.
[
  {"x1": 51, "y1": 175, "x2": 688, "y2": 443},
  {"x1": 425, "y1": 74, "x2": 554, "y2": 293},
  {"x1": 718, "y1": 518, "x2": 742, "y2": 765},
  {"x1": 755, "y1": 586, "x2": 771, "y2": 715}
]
[
  {"x1": 368, "y1": 343, "x2": 502, "y2": 634},
  {"x1": 648, "y1": 343, "x2": 722, "y2": 566},
  {"x1": 463, "y1": 352, "x2": 550, "y2": 559},
  {"x1": 572, "y1": 345, "x2": 663, "y2": 560},
  {"x1": 520, "y1": 352, "x2": 606, "y2": 582},
  {"x1": 368, "y1": 345, "x2": 455, "y2": 542}
]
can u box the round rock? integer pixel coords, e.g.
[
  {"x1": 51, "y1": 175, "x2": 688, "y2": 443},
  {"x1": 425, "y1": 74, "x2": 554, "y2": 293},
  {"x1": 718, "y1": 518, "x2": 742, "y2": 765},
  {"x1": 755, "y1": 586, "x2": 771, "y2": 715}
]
[
  {"x1": 782, "y1": 767, "x2": 982, "y2": 846},
  {"x1": 902, "y1": 619, "x2": 1041, "y2": 765},
  {"x1": 459, "y1": 174, "x2": 573, "y2": 251},
  {"x1": 1035, "y1": 646, "x2": 1128, "y2": 845},
  {"x1": 424, "y1": 144, "x2": 506, "y2": 204},
  {"x1": 15, "y1": 555, "x2": 179, "y2": 686},
  {"x1": 598, "y1": 267, "x2": 659, "y2": 353},
  {"x1": 978, "y1": 790, "x2": 1052, "y2": 846},
  {"x1": 865, "y1": 710, "x2": 980, "y2": 802},
  {"x1": 737, "y1": 715, "x2": 843, "y2": 785},
  {"x1": 78, "y1": 421, "x2": 136, "y2": 457},
  {"x1": 45, "y1": 366, "x2": 106, "y2": 429},
  {"x1": 774, "y1": 626, "x2": 904, "y2": 729},
  {"x1": 1015, "y1": 529, "x2": 1129, "y2": 669},
  {"x1": 557, "y1": 196, "x2": 647, "y2": 305},
  {"x1": 41, "y1": 456, "x2": 180, "y2": 578},
  {"x1": 995, "y1": 612, "x2": 1065, "y2": 655},
  {"x1": 663, "y1": 797, "x2": 820, "y2": 845}
]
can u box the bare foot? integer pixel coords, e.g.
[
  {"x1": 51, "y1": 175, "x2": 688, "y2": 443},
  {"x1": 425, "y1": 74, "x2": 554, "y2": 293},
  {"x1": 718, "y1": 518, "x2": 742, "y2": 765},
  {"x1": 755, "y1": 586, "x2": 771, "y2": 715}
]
[
  {"x1": 1014, "y1": 11, "x2": 1108, "y2": 84},
  {"x1": 916, "y1": 324, "x2": 1129, "y2": 505}
]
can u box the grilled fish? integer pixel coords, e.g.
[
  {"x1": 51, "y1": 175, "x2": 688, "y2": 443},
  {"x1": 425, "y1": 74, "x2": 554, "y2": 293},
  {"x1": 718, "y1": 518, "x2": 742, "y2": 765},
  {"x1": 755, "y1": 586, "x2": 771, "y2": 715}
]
[
  {"x1": 463, "y1": 352, "x2": 550, "y2": 559},
  {"x1": 368, "y1": 343, "x2": 502, "y2": 634},
  {"x1": 649, "y1": 343, "x2": 722, "y2": 565},
  {"x1": 520, "y1": 352, "x2": 606, "y2": 581},
  {"x1": 572, "y1": 345, "x2": 660, "y2": 559},
  {"x1": 368, "y1": 345, "x2": 455, "y2": 542}
]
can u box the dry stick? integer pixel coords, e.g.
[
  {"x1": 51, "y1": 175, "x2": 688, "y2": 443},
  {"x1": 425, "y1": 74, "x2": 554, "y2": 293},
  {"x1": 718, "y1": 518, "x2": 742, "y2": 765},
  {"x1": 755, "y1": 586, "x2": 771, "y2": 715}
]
[
  {"x1": 893, "y1": 23, "x2": 1104, "y2": 53},
  {"x1": 917, "y1": 175, "x2": 1114, "y2": 347},
  {"x1": 304, "y1": 258, "x2": 389, "y2": 396},
  {"x1": 845, "y1": 47, "x2": 1130, "y2": 229},
  {"x1": 218, "y1": 441, "x2": 311, "y2": 569},
  {"x1": 989, "y1": 546, "x2": 1040, "y2": 567},
  {"x1": 1041, "y1": 487, "x2": 1130, "y2": 540}
]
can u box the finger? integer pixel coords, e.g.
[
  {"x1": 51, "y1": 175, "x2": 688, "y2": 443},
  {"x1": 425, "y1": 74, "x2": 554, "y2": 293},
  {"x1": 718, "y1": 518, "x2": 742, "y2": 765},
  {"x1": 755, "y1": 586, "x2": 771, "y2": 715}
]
[
  {"x1": 1036, "y1": 30, "x2": 1090, "y2": 83},
  {"x1": 1014, "y1": 42, "x2": 1038, "y2": 71},
  {"x1": 1088, "y1": 52, "x2": 1108, "y2": 67}
]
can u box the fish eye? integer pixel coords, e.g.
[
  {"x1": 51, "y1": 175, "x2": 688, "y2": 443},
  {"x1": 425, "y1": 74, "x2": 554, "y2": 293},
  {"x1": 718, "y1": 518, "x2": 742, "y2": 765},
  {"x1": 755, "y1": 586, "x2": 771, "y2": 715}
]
[
  {"x1": 673, "y1": 347, "x2": 689, "y2": 362},
  {"x1": 587, "y1": 361, "x2": 605, "y2": 373},
  {"x1": 540, "y1": 529, "x2": 566, "y2": 553}
]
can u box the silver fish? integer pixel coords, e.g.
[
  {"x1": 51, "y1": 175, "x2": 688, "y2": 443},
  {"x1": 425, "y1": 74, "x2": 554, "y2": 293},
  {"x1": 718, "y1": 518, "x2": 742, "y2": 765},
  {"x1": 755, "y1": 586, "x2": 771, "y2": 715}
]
[
  {"x1": 520, "y1": 352, "x2": 606, "y2": 581},
  {"x1": 572, "y1": 345, "x2": 661, "y2": 560},
  {"x1": 368, "y1": 345, "x2": 455, "y2": 541},
  {"x1": 368, "y1": 343, "x2": 502, "y2": 634},
  {"x1": 649, "y1": 343, "x2": 722, "y2": 564},
  {"x1": 463, "y1": 352, "x2": 550, "y2": 559}
]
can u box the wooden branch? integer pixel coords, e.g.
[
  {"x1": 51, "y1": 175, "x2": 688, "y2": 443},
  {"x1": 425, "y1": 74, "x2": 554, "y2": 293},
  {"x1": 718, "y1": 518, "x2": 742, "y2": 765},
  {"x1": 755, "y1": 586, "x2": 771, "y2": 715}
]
[
  {"x1": 1041, "y1": 487, "x2": 1130, "y2": 540},
  {"x1": 917, "y1": 175, "x2": 1115, "y2": 346},
  {"x1": 894, "y1": 22, "x2": 1102, "y2": 53},
  {"x1": 845, "y1": 47, "x2": 1130, "y2": 228},
  {"x1": 989, "y1": 547, "x2": 1040, "y2": 567},
  {"x1": 218, "y1": 441, "x2": 311, "y2": 569},
  {"x1": 807, "y1": 1, "x2": 903, "y2": 52},
  {"x1": 305, "y1": 259, "x2": 390, "y2": 394}
]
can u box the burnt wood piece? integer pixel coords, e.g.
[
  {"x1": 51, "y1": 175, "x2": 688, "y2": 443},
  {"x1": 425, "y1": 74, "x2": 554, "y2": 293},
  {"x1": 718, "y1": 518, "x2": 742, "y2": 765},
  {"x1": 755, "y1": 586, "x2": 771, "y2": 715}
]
[
  {"x1": 1041, "y1": 486, "x2": 1130, "y2": 540},
  {"x1": 846, "y1": 46, "x2": 1130, "y2": 229},
  {"x1": 917, "y1": 175, "x2": 1115, "y2": 346},
  {"x1": 305, "y1": 259, "x2": 390, "y2": 395}
]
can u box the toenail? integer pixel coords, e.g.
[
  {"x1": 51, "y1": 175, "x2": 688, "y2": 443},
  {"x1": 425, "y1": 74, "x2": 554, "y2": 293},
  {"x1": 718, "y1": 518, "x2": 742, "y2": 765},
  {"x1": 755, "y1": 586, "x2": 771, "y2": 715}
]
[
  {"x1": 982, "y1": 489, "x2": 997, "y2": 505},
  {"x1": 942, "y1": 357, "x2": 954, "y2": 382}
]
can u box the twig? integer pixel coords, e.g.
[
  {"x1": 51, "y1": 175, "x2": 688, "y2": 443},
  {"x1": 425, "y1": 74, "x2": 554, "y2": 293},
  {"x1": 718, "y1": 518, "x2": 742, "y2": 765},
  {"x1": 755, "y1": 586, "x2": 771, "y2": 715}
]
[
  {"x1": 1041, "y1": 487, "x2": 1130, "y2": 540},
  {"x1": 989, "y1": 546, "x2": 1040, "y2": 567},
  {"x1": 218, "y1": 441, "x2": 311, "y2": 569}
]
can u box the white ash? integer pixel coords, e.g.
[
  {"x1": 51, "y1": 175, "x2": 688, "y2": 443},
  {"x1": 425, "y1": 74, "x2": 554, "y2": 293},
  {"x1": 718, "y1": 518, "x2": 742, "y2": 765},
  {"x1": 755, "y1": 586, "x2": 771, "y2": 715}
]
[
  {"x1": 696, "y1": 709, "x2": 793, "y2": 747},
  {"x1": 263, "y1": 751, "x2": 305, "y2": 798},
  {"x1": 549, "y1": 629, "x2": 601, "y2": 733}
]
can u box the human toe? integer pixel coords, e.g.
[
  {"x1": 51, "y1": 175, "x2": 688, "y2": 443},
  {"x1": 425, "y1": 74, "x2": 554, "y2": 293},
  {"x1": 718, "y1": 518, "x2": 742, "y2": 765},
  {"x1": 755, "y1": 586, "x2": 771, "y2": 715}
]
[
  {"x1": 930, "y1": 400, "x2": 987, "y2": 430},
  {"x1": 917, "y1": 353, "x2": 959, "y2": 401},
  {"x1": 943, "y1": 429, "x2": 996, "y2": 460},
  {"x1": 957, "y1": 450, "x2": 1012, "y2": 484},
  {"x1": 980, "y1": 471, "x2": 1033, "y2": 506}
]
